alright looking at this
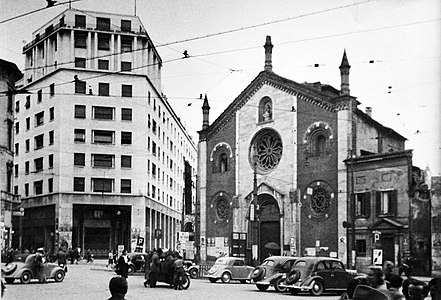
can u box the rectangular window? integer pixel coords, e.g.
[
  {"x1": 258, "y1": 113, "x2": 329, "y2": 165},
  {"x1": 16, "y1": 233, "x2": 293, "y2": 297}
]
[
  {"x1": 121, "y1": 179, "x2": 131, "y2": 193},
  {"x1": 92, "y1": 154, "x2": 114, "y2": 168},
  {"x1": 152, "y1": 120, "x2": 157, "y2": 134},
  {"x1": 25, "y1": 183, "x2": 29, "y2": 196},
  {"x1": 121, "y1": 61, "x2": 132, "y2": 72},
  {"x1": 152, "y1": 163, "x2": 156, "y2": 177},
  {"x1": 49, "y1": 84, "x2": 55, "y2": 96},
  {"x1": 92, "y1": 178, "x2": 113, "y2": 192},
  {"x1": 34, "y1": 180, "x2": 43, "y2": 195},
  {"x1": 92, "y1": 130, "x2": 114, "y2": 144},
  {"x1": 35, "y1": 111, "x2": 44, "y2": 126},
  {"x1": 75, "y1": 15, "x2": 86, "y2": 28},
  {"x1": 49, "y1": 130, "x2": 54, "y2": 145},
  {"x1": 26, "y1": 117, "x2": 30, "y2": 130},
  {"x1": 74, "y1": 153, "x2": 85, "y2": 166},
  {"x1": 121, "y1": 132, "x2": 132, "y2": 144},
  {"x1": 34, "y1": 134, "x2": 44, "y2": 149},
  {"x1": 34, "y1": 157, "x2": 43, "y2": 172},
  {"x1": 14, "y1": 165, "x2": 18, "y2": 178},
  {"x1": 74, "y1": 32, "x2": 87, "y2": 48},
  {"x1": 15, "y1": 122, "x2": 19, "y2": 134},
  {"x1": 148, "y1": 114, "x2": 151, "y2": 128},
  {"x1": 25, "y1": 139, "x2": 30, "y2": 152},
  {"x1": 15, "y1": 100, "x2": 20, "y2": 113},
  {"x1": 121, "y1": 155, "x2": 132, "y2": 168},
  {"x1": 74, "y1": 105, "x2": 86, "y2": 118},
  {"x1": 376, "y1": 190, "x2": 397, "y2": 216},
  {"x1": 121, "y1": 84, "x2": 132, "y2": 97},
  {"x1": 356, "y1": 240, "x2": 367, "y2": 257},
  {"x1": 37, "y1": 89, "x2": 42, "y2": 102},
  {"x1": 98, "y1": 34, "x2": 110, "y2": 50},
  {"x1": 98, "y1": 59, "x2": 109, "y2": 70},
  {"x1": 121, "y1": 20, "x2": 131, "y2": 32},
  {"x1": 96, "y1": 17, "x2": 111, "y2": 31},
  {"x1": 49, "y1": 107, "x2": 54, "y2": 121},
  {"x1": 73, "y1": 177, "x2": 85, "y2": 192},
  {"x1": 25, "y1": 95, "x2": 30, "y2": 109},
  {"x1": 25, "y1": 161, "x2": 29, "y2": 174},
  {"x1": 152, "y1": 185, "x2": 156, "y2": 199},
  {"x1": 15, "y1": 143, "x2": 19, "y2": 156},
  {"x1": 355, "y1": 192, "x2": 371, "y2": 218},
  {"x1": 74, "y1": 129, "x2": 86, "y2": 142},
  {"x1": 98, "y1": 83, "x2": 110, "y2": 96},
  {"x1": 152, "y1": 141, "x2": 156, "y2": 156},
  {"x1": 48, "y1": 154, "x2": 53, "y2": 168},
  {"x1": 48, "y1": 178, "x2": 53, "y2": 193},
  {"x1": 75, "y1": 80, "x2": 86, "y2": 94},
  {"x1": 75, "y1": 57, "x2": 86, "y2": 68},
  {"x1": 121, "y1": 36, "x2": 133, "y2": 53},
  {"x1": 121, "y1": 108, "x2": 132, "y2": 121},
  {"x1": 93, "y1": 106, "x2": 114, "y2": 120}
]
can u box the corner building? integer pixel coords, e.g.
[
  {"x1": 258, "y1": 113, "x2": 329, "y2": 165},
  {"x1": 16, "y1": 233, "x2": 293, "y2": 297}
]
[
  {"x1": 197, "y1": 36, "x2": 413, "y2": 268},
  {"x1": 13, "y1": 9, "x2": 197, "y2": 256}
]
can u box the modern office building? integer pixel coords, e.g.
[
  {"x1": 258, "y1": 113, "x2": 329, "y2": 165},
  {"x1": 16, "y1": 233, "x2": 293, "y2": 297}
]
[{"x1": 13, "y1": 9, "x2": 197, "y2": 256}]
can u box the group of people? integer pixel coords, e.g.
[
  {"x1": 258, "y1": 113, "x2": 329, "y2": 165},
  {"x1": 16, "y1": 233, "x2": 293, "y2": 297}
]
[{"x1": 340, "y1": 260, "x2": 441, "y2": 300}]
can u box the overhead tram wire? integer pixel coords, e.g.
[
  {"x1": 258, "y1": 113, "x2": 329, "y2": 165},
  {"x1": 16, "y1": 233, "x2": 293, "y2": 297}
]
[{"x1": 0, "y1": 0, "x2": 81, "y2": 24}]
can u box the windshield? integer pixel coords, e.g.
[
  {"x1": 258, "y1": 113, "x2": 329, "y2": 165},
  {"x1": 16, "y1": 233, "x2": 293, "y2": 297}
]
[
  {"x1": 293, "y1": 260, "x2": 313, "y2": 272},
  {"x1": 261, "y1": 259, "x2": 275, "y2": 267},
  {"x1": 214, "y1": 258, "x2": 228, "y2": 265}
]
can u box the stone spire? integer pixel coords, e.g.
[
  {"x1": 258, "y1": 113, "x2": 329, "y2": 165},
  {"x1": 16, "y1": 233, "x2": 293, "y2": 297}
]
[
  {"x1": 202, "y1": 94, "x2": 210, "y2": 130},
  {"x1": 339, "y1": 49, "x2": 351, "y2": 95},
  {"x1": 264, "y1": 35, "x2": 273, "y2": 72}
]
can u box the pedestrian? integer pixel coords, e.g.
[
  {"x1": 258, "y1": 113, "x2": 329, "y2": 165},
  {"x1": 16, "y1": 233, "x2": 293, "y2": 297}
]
[
  {"x1": 143, "y1": 250, "x2": 153, "y2": 287},
  {"x1": 429, "y1": 277, "x2": 441, "y2": 300},
  {"x1": 403, "y1": 278, "x2": 429, "y2": 300},
  {"x1": 107, "y1": 276, "x2": 128, "y2": 300},
  {"x1": 117, "y1": 250, "x2": 129, "y2": 279},
  {"x1": 34, "y1": 247, "x2": 47, "y2": 283},
  {"x1": 6, "y1": 248, "x2": 15, "y2": 265},
  {"x1": 387, "y1": 274, "x2": 405, "y2": 300},
  {"x1": 352, "y1": 284, "x2": 389, "y2": 300},
  {"x1": 172, "y1": 253, "x2": 185, "y2": 290},
  {"x1": 383, "y1": 260, "x2": 395, "y2": 288},
  {"x1": 85, "y1": 249, "x2": 93, "y2": 263},
  {"x1": 149, "y1": 248, "x2": 160, "y2": 288},
  {"x1": 56, "y1": 248, "x2": 68, "y2": 273},
  {"x1": 107, "y1": 250, "x2": 114, "y2": 268}
]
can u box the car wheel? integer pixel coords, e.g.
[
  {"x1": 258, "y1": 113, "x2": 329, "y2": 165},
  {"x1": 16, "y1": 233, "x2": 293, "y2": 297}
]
[
  {"x1": 290, "y1": 288, "x2": 300, "y2": 295},
  {"x1": 20, "y1": 270, "x2": 32, "y2": 284},
  {"x1": 274, "y1": 277, "x2": 287, "y2": 292},
  {"x1": 310, "y1": 280, "x2": 324, "y2": 296},
  {"x1": 181, "y1": 274, "x2": 191, "y2": 290},
  {"x1": 221, "y1": 272, "x2": 231, "y2": 283},
  {"x1": 285, "y1": 269, "x2": 301, "y2": 284},
  {"x1": 189, "y1": 268, "x2": 198, "y2": 279},
  {"x1": 5, "y1": 278, "x2": 15, "y2": 284},
  {"x1": 54, "y1": 270, "x2": 65, "y2": 282},
  {"x1": 209, "y1": 278, "x2": 217, "y2": 283},
  {"x1": 256, "y1": 284, "x2": 269, "y2": 291},
  {"x1": 127, "y1": 265, "x2": 135, "y2": 275}
]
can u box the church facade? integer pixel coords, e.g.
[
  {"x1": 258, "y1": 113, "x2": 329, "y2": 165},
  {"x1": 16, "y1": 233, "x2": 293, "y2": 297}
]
[{"x1": 196, "y1": 36, "x2": 411, "y2": 269}]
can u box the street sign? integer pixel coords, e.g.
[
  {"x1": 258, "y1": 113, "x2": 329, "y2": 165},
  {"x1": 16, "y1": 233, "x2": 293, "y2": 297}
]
[
  {"x1": 12, "y1": 211, "x2": 24, "y2": 217},
  {"x1": 373, "y1": 249, "x2": 383, "y2": 265}
]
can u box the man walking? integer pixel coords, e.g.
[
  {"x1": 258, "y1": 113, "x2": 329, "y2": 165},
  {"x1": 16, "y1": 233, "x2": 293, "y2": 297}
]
[{"x1": 117, "y1": 250, "x2": 129, "y2": 279}]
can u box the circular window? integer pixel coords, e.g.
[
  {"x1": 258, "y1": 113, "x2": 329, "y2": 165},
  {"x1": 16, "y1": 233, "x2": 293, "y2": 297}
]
[
  {"x1": 216, "y1": 198, "x2": 230, "y2": 220},
  {"x1": 310, "y1": 187, "x2": 330, "y2": 216},
  {"x1": 305, "y1": 181, "x2": 334, "y2": 220},
  {"x1": 250, "y1": 129, "x2": 282, "y2": 174}
]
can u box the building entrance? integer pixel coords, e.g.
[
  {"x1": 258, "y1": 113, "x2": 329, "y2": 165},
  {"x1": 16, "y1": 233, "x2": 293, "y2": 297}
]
[{"x1": 257, "y1": 195, "x2": 280, "y2": 262}]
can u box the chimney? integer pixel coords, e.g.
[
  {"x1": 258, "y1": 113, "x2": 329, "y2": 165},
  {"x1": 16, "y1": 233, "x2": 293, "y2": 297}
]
[
  {"x1": 365, "y1": 107, "x2": 372, "y2": 117},
  {"x1": 264, "y1": 35, "x2": 273, "y2": 72},
  {"x1": 339, "y1": 50, "x2": 351, "y2": 95}
]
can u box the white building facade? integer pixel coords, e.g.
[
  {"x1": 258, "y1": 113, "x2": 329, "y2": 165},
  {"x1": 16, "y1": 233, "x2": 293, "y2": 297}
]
[{"x1": 13, "y1": 9, "x2": 197, "y2": 256}]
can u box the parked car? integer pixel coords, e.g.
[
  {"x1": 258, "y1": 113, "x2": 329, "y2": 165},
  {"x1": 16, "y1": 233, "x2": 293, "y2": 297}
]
[
  {"x1": 206, "y1": 257, "x2": 254, "y2": 283},
  {"x1": 282, "y1": 257, "x2": 361, "y2": 296},
  {"x1": 183, "y1": 260, "x2": 200, "y2": 279},
  {"x1": 114, "y1": 253, "x2": 147, "y2": 275},
  {"x1": 251, "y1": 256, "x2": 298, "y2": 292},
  {"x1": 1, "y1": 254, "x2": 65, "y2": 284}
]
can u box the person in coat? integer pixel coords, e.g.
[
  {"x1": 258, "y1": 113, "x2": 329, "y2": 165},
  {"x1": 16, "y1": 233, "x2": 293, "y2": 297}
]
[
  {"x1": 117, "y1": 250, "x2": 129, "y2": 279},
  {"x1": 149, "y1": 248, "x2": 161, "y2": 288}
]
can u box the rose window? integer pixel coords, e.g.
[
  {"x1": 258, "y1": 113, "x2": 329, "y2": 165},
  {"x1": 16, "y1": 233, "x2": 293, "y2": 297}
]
[
  {"x1": 250, "y1": 129, "x2": 283, "y2": 174},
  {"x1": 216, "y1": 198, "x2": 230, "y2": 220},
  {"x1": 310, "y1": 187, "x2": 330, "y2": 217}
]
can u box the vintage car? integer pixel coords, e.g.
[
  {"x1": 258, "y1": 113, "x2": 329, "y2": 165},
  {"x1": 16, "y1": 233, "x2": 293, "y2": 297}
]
[
  {"x1": 1, "y1": 254, "x2": 65, "y2": 284},
  {"x1": 251, "y1": 256, "x2": 298, "y2": 292},
  {"x1": 183, "y1": 260, "x2": 200, "y2": 279},
  {"x1": 282, "y1": 257, "x2": 360, "y2": 296},
  {"x1": 206, "y1": 257, "x2": 254, "y2": 283},
  {"x1": 128, "y1": 253, "x2": 147, "y2": 274},
  {"x1": 143, "y1": 259, "x2": 190, "y2": 289}
]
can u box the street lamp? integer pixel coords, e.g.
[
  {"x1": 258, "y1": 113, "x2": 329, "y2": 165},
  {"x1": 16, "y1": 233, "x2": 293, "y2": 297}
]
[{"x1": 251, "y1": 146, "x2": 259, "y2": 265}]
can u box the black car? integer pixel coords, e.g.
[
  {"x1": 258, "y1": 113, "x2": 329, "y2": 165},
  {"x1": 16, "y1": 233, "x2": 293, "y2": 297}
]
[{"x1": 251, "y1": 256, "x2": 297, "y2": 292}]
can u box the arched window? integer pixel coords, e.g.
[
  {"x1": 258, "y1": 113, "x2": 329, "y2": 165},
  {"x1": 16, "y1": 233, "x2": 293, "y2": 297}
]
[
  {"x1": 258, "y1": 97, "x2": 272, "y2": 122},
  {"x1": 314, "y1": 134, "x2": 326, "y2": 157},
  {"x1": 219, "y1": 153, "x2": 228, "y2": 172}
]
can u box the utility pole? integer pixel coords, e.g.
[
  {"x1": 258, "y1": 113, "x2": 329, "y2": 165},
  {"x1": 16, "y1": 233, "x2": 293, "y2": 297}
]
[
  {"x1": 349, "y1": 149, "x2": 356, "y2": 269},
  {"x1": 251, "y1": 146, "x2": 259, "y2": 265}
]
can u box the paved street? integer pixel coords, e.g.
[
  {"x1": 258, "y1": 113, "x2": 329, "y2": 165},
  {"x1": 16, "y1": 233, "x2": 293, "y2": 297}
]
[{"x1": 2, "y1": 260, "x2": 341, "y2": 300}]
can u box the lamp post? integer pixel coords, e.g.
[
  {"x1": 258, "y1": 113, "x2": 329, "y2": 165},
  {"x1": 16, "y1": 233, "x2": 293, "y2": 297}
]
[{"x1": 251, "y1": 146, "x2": 259, "y2": 265}]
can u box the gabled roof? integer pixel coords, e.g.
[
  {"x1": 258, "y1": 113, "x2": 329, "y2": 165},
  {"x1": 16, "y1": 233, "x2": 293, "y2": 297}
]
[
  {"x1": 244, "y1": 181, "x2": 286, "y2": 201},
  {"x1": 355, "y1": 109, "x2": 406, "y2": 141},
  {"x1": 205, "y1": 70, "x2": 338, "y2": 139},
  {"x1": 370, "y1": 218, "x2": 405, "y2": 230}
]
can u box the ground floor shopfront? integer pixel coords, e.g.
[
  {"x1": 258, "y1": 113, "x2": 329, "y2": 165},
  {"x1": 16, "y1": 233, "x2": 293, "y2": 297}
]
[{"x1": 12, "y1": 193, "x2": 181, "y2": 257}]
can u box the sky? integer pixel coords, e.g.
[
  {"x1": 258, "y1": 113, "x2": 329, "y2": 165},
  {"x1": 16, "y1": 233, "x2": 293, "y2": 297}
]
[{"x1": 1, "y1": 0, "x2": 440, "y2": 176}]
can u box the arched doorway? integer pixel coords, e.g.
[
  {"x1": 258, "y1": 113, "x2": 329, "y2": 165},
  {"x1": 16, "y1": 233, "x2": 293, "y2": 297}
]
[{"x1": 258, "y1": 195, "x2": 280, "y2": 261}]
